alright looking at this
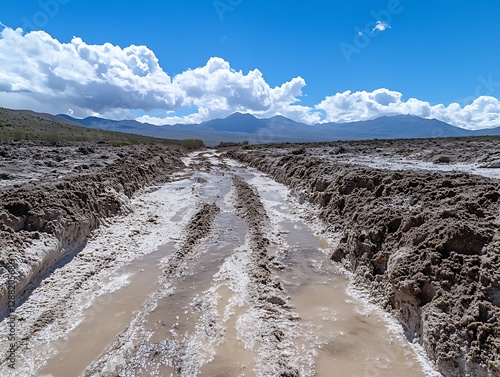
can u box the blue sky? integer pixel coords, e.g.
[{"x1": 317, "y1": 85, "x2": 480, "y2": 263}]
[{"x1": 1, "y1": 0, "x2": 500, "y2": 129}]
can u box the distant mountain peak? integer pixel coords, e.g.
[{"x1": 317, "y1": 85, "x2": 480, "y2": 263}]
[
  {"x1": 225, "y1": 112, "x2": 257, "y2": 119},
  {"x1": 53, "y1": 110, "x2": 500, "y2": 146}
]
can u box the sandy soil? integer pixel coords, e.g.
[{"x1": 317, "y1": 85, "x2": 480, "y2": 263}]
[{"x1": 225, "y1": 138, "x2": 500, "y2": 377}]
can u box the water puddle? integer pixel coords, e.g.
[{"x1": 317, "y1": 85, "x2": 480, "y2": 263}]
[
  {"x1": 39, "y1": 243, "x2": 176, "y2": 377},
  {"x1": 137, "y1": 171, "x2": 253, "y2": 375},
  {"x1": 229, "y1": 163, "x2": 432, "y2": 376},
  {"x1": 144, "y1": 212, "x2": 246, "y2": 343},
  {"x1": 284, "y1": 242, "x2": 425, "y2": 376},
  {"x1": 193, "y1": 286, "x2": 256, "y2": 377}
]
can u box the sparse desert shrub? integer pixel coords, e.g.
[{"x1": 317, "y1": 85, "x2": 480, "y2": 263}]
[
  {"x1": 45, "y1": 131, "x2": 61, "y2": 145},
  {"x1": 181, "y1": 139, "x2": 205, "y2": 149},
  {"x1": 12, "y1": 129, "x2": 25, "y2": 141},
  {"x1": 111, "y1": 141, "x2": 132, "y2": 147},
  {"x1": 218, "y1": 141, "x2": 239, "y2": 148}
]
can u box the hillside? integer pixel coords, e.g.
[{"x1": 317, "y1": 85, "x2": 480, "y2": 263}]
[{"x1": 0, "y1": 108, "x2": 203, "y2": 148}]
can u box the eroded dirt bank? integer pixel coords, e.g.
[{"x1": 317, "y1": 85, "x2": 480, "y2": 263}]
[
  {"x1": 0, "y1": 143, "x2": 186, "y2": 312},
  {"x1": 225, "y1": 145, "x2": 500, "y2": 377}
]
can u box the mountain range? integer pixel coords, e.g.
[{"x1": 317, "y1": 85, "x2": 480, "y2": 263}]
[{"x1": 52, "y1": 112, "x2": 500, "y2": 146}]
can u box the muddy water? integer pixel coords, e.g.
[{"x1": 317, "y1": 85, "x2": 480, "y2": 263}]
[
  {"x1": 225, "y1": 163, "x2": 430, "y2": 376},
  {"x1": 29, "y1": 156, "x2": 436, "y2": 376},
  {"x1": 37, "y1": 169, "x2": 237, "y2": 377},
  {"x1": 138, "y1": 171, "x2": 257, "y2": 376},
  {"x1": 38, "y1": 243, "x2": 177, "y2": 377},
  {"x1": 277, "y1": 221, "x2": 425, "y2": 376}
]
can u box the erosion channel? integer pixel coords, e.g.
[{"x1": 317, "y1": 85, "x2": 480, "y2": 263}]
[{"x1": 2, "y1": 150, "x2": 444, "y2": 376}]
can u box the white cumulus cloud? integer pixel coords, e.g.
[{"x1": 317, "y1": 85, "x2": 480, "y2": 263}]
[
  {"x1": 315, "y1": 89, "x2": 500, "y2": 129},
  {"x1": 171, "y1": 57, "x2": 310, "y2": 122},
  {"x1": 0, "y1": 26, "x2": 183, "y2": 117},
  {"x1": 0, "y1": 25, "x2": 499, "y2": 130},
  {"x1": 0, "y1": 25, "x2": 309, "y2": 123}
]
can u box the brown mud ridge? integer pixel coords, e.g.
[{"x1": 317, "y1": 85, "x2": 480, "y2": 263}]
[
  {"x1": 232, "y1": 174, "x2": 301, "y2": 377},
  {"x1": 165, "y1": 202, "x2": 220, "y2": 275},
  {"x1": 225, "y1": 145, "x2": 500, "y2": 377},
  {"x1": 0, "y1": 143, "x2": 186, "y2": 313}
]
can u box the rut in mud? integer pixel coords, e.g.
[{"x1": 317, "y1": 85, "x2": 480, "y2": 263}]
[
  {"x1": 0, "y1": 150, "x2": 442, "y2": 376},
  {"x1": 225, "y1": 144, "x2": 500, "y2": 377},
  {"x1": 0, "y1": 144, "x2": 186, "y2": 312}
]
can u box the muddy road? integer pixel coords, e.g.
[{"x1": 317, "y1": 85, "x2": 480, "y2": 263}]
[
  {"x1": 0, "y1": 150, "x2": 441, "y2": 376},
  {"x1": 226, "y1": 143, "x2": 500, "y2": 377}
]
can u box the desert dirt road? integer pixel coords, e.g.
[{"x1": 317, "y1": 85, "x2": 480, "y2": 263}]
[{"x1": 0, "y1": 150, "x2": 440, "y2": 377}]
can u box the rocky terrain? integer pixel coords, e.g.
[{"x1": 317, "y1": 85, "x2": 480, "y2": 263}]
[
  {"x1": 225, "y1": 137, "x2": 500, "y2": 377},
  {"x1": 0, "y1": 142, "x2": 129, "y2": 192},
  {"x1": 262, "y1": 137, "x2": 500, "y2": 166}
]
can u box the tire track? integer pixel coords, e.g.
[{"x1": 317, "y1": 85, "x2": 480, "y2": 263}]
[
  {"x1": 83, "y1": 201, "x2": 222, "y2": 376},
  {"x1": 165, "y1": 202, "x2": 220, "y2": 275},
  {"x1": 231, "y1": 174, "x2": 301, "y2": 377}
]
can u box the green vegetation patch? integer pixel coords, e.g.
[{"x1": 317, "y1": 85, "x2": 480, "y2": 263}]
[{"x1": 0, "y1": 108, "x2": 204, "y2": 148}]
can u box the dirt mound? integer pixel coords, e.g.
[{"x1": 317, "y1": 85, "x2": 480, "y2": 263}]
[
  {"x1": 225, "y1": 147, "x2": 500, "y2": 377},
  {"x1": 166, "y1": 202, "x2": 220, "y2": 274},
  {"x1": 0, "y1": 144, "x2": 187, "y2": 313},
  {"x1": 232, "y1": 174, "x2": 301, "y2": 377}
]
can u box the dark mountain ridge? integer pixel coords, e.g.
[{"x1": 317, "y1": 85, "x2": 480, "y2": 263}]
[{"x1": 57, "y1": 112, "x2": 500, "y2": 146}]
